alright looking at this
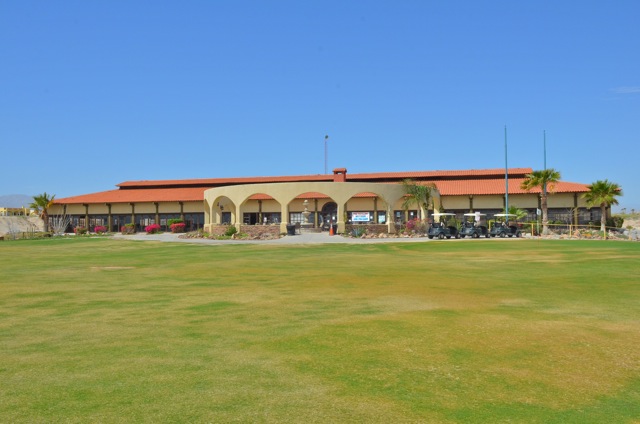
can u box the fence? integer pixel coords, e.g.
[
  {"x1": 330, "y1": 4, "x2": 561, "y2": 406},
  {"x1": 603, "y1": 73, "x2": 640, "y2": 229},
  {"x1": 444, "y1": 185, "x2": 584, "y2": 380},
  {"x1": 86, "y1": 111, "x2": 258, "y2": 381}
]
[{"x1": 518, "y1": 222, "x2": 632, "y2": 240}]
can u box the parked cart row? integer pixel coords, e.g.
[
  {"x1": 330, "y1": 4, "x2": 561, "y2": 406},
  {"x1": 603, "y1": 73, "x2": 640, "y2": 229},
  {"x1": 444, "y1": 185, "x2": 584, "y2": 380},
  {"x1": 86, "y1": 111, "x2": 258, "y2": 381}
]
[{"x1": 427, "y1": 213, "x2": 522, "y2": 240}]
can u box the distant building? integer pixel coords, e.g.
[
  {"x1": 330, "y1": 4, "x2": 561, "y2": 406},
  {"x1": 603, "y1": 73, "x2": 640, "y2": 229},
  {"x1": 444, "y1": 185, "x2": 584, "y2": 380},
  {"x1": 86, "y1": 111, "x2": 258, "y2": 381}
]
[
  {"x1": 0, "y1": 207, "x2": 34, "y2": 217},
  {"x1": 50, "y1": 167, "x2": 594, "y2": 233}
]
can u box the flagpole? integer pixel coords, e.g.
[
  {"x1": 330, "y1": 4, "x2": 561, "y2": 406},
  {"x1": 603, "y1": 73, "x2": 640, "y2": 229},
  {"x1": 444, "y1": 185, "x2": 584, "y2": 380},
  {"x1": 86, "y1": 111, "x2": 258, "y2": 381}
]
[{"x1": 504, "y1": 126, "x2": 509, "y2": 223}]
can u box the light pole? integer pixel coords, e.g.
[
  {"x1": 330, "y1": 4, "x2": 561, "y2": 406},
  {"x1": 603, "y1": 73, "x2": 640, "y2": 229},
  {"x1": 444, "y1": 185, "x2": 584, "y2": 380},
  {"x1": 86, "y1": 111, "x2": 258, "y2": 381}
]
[
  {"x1": 324, "y1": 135, "x2": 329, "y2": 174},
  {"x1": 504, "y1": 126, "x2": 509, "y2": 224}
]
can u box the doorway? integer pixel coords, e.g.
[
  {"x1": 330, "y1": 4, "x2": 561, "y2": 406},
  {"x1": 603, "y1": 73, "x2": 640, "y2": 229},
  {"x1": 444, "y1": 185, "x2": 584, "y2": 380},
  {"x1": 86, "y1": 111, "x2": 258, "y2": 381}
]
[{"x1": 320, "y1": 202, "x2": 337, "y2": 231}]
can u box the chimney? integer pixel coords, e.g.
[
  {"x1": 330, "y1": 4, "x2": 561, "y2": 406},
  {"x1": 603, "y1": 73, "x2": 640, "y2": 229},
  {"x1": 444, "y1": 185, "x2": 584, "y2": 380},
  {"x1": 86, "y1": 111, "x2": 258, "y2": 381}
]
[{"x1": 332, "y1": 168, "x2": 347, "y2": 182}]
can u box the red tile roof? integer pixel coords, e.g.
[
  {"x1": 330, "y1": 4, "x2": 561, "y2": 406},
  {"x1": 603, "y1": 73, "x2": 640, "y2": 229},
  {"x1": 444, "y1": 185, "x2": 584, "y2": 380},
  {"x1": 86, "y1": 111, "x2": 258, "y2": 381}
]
[
  {"x1": 115, "y1": 168, "x2": 533, "y2": 188},
  {"x1": 348, "y1": 168, "x2": 533, "y2": 180},
  {"x1": 117, "y1": 174, "x2": 332, "y2": 188},
  {"x1": 433, "y1": 179, "x2": 589, "y2": 196},
  {"x1": 54, "y1": 168, "x2": 586, "y2": 205},
  {"x1": 247, "y1": 191, "x2": 376, "y2": 201},
  {"x1": 55, "y1": 187, "x2": 207, "y2": 204}
]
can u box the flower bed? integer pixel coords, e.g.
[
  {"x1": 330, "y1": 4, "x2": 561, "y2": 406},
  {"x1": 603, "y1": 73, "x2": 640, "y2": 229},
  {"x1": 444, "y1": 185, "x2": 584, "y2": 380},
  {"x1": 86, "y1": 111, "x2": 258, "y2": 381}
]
[
  {"x1": 170, "y1": 223, "x2": 186, "y2": 233},
  {"x1": 145, "y1": 224, "x2": 161, "y2": 234}
]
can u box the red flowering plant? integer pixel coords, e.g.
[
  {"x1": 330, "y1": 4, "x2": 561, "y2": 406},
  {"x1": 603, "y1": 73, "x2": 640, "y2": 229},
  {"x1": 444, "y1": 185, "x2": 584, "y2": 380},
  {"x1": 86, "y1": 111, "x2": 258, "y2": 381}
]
[
  {"x1": 94, "y1": 225, "x2": 107, "y2": 234},
  {"x1": 170, "y1": 222, "x2": 186, "y2": 233},
  {"x1": 404, "y1": 218, "x2": 418, "y2": 232},
  {"x1": 404, "y1": 218, "x2": 429, "y2": 235},
  {"x1": 145, "y1": 223, "x2": 162, "y2": 234}
]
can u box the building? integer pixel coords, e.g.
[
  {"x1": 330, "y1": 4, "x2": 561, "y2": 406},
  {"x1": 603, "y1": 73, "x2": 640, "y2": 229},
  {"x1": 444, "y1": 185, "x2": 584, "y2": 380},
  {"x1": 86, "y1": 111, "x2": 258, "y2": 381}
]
[
  {"x1": 0, "y1": 207, "x2": 34, "y2": 217},
  {"x1": 50, "y1": 167, "x2": 594, "y2": 234}
]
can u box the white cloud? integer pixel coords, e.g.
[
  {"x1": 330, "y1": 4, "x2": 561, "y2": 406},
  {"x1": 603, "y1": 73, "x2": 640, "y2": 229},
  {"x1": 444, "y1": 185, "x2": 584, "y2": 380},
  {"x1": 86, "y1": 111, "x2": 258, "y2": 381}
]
[{"x1": 612, "y1": 86, "x2": 640, "y2": 94}]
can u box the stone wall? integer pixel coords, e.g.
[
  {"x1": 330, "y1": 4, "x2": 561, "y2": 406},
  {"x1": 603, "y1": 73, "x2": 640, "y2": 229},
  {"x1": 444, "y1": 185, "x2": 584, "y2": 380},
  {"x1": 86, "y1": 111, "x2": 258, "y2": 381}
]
[
  {"x1": 240, "y1": 225, "x2": 281, "y2": 238},
  {"x1": 208, "y1": 224, "x2": 281, "y2": 237}
]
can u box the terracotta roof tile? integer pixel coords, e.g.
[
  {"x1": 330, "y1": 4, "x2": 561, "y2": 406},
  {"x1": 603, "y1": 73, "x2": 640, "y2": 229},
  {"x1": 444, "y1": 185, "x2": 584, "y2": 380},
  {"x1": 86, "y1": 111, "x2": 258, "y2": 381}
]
[
  {"x1": 115, "y1": 168, "x2": 533, "y2": 188},
  {"x1": 433, "y1": 179, "x2": 590, "y2": 196},
  {"x1": 348, "y1": 168, "x2": 533, "y2": 180},
  {"x1": 55, "y1": 168, "x2": 587, "y2": 204},
  {"x1": 55, "y1": 187, "x2": 206, "y2": 204},
  {"x1": 117, "y1": 174, "x2": 332, "y2": 188}
]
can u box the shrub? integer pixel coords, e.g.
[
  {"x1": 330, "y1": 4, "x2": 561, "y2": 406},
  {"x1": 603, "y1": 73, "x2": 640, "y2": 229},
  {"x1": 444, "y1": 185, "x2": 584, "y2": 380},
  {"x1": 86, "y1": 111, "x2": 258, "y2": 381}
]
[
  {"x1": 224, "y1": 225, "x2": 238, "y2": 237},
  {"x1": 351, "y1": 226, "x2": 367, "y2": 238},
  {"x1": 170, "y1": 223, "x2": 186, "y2": 233},
  {"x1": 404, "y1": 218, "x2": 429, "y2": 234},
  {"x1": 94, "y1": 226, "x2": 107, "y2": 234},
  {"x1": 145, "y1": 224, "x2": 161, "y2": 234},
  {"x1": 121, "y1": 223, "x2": 136, "y2": 235},
  {"x1": 74, "y1": 227, "x2": 87, "y2": 235},
  {"x1": 168, "y1": 218, "x2": 184, "y2": 226},
  {"x1": 607, "y1": 216, "x2": 624, "y2": 228}
]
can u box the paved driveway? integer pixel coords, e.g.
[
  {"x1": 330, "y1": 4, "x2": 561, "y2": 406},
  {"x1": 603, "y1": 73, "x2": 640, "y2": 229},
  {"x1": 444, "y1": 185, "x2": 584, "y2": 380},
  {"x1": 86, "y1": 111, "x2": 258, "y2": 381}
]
[{"x1": 111, "y1": 232, "x2": 436, "y2": 245}]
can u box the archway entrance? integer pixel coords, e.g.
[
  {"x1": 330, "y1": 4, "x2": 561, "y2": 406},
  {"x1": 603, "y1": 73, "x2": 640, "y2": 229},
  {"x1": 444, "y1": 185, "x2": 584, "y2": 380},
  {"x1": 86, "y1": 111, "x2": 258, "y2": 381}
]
[{"x1": 320, "y1": 202, "x2": 337, "y2": 231}]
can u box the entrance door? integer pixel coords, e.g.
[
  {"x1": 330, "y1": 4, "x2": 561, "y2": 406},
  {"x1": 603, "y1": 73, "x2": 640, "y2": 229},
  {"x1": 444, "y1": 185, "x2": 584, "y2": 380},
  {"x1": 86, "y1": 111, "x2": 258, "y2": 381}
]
[{"x1": 320, "y1": 202, "x2": 337, "y2": 231}]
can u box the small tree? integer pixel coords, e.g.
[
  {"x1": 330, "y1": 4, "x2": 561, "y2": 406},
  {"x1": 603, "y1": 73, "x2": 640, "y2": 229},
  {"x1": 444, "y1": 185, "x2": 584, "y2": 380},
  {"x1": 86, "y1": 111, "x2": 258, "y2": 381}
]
[
  {"x1": 520, "y1": 169, "x2": 561, "y2": 235},
  {"x1": 583, "y1": 180, "x2": 623, "y2": 233},
  {"x1": 505, "y1": 205, "x2": 528, "y2": 221},
  {"x1": 30, "y1": 192, "x2": 55, "y2": 233},
  {"x1": 50, "y1": 209, "x2": 72, "y2": 235},
  {"x1": 401, "y1": 179, "x2": 437, "y2": 220}
]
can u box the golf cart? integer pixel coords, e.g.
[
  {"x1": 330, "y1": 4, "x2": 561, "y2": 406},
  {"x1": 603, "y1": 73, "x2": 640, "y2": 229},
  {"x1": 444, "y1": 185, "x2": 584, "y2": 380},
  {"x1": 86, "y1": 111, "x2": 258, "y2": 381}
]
[
  {"x1": 489, "y1": 213, "x2": 522, "y2": 238},
  {"x1": 460, "y1": 212, "x2": 490, "y2": 238},
  {"x1": 428, "y1": 213, "x2": 460, "y2": 239}
]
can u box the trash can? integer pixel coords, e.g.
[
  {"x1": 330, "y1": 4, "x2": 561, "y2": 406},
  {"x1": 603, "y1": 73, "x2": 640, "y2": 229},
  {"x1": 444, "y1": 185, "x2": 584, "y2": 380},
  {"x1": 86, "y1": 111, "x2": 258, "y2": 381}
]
[
  {"x1": 331, "y1": 224, "x2": 338, "y2": 235},
  {"x1": 286, "y1": 224, "x2": 296, "y2": 236}
]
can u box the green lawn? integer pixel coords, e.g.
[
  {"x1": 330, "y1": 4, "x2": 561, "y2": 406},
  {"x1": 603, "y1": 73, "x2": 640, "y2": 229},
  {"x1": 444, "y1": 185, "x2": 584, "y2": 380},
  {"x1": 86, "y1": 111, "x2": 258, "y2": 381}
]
[{"x1": 1, "y1": 238, "x2": 639, "y2": 423}]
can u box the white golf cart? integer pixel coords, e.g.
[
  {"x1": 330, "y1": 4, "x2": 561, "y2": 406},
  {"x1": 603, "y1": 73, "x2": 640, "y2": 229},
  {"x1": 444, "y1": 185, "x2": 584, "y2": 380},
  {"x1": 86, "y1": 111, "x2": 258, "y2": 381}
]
[
  {"x1": 489, "y1": 213, "x2": 522, "y2": 238},
  {"x1": 460, "y1": 212, "x2": 490, "y2": 238},
  {"x1": 428, "y1": 213, "x2": 460, "y2": 239}
]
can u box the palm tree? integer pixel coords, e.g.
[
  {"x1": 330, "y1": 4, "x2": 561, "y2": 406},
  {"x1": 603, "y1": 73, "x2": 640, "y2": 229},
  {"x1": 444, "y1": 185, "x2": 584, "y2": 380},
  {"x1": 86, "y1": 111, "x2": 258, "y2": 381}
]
[
  {"x1": 30, "y1": 192, "x2": 56, "y2": 233},
  {"x1": 520, "y1": 169, "x2": 561, "y2": 235},
  {"x1": 401, "y1": 179, "x2": 437, "y2": 220},
  {"x1": 505, "y1": 205, "x2": 528, "y2": 221},
  {"x1": 582, "y1": 180, "x2": 623, "y2": 233}
]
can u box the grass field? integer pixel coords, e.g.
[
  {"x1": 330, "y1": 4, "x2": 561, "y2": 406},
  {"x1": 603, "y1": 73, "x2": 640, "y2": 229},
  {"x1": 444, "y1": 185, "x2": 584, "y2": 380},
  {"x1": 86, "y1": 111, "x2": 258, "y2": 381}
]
[{"x1": 1, "y1": 237, "x2": 639, "y2": 423}]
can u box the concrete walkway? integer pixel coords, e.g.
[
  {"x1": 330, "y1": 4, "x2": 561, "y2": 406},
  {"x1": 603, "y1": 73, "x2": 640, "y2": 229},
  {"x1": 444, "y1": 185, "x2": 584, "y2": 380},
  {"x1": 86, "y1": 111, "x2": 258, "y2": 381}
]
[{"x1": 111, "y1": 231, "x2": 437, "y2": 245}]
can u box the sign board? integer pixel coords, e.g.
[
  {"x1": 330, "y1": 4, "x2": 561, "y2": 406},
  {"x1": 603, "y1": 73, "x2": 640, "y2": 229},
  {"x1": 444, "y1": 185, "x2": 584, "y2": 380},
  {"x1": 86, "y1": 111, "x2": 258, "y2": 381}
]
[
  {"x1": 352, "y1": 212, "x2": 370, "y2": 222},
  {"x1": 536, "y1": 208, "x2": 542, "y2": 216}
]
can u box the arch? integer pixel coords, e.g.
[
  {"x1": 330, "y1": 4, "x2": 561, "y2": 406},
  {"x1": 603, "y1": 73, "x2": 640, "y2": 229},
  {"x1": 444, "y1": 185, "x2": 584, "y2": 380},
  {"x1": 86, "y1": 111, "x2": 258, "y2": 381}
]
[
  {"x1": 205, "y1": 195, "x2": 236, "y2": 225},
  {"x1": 203, "y1": 182, "x2": 438, "y2": 234},
  {"x1": 348, "y1": 192, "x2": 389, "y2": 225}
]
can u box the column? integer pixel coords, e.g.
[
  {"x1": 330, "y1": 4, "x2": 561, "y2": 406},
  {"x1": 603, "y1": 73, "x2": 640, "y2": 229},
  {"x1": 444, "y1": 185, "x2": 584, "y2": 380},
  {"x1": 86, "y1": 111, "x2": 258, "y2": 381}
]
[
  {"x1": 107, "y1": 203, "x2": 112, "y2": 232},
  {"x1": 130, "y1": 203, "x2": 135, "y2": 229}
]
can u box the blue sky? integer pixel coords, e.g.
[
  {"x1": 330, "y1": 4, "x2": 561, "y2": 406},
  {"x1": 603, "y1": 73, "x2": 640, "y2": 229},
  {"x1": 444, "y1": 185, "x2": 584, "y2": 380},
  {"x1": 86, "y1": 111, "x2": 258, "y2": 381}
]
[{"x1": 2, "y1": 1, "x2": 638, "y2": 211}]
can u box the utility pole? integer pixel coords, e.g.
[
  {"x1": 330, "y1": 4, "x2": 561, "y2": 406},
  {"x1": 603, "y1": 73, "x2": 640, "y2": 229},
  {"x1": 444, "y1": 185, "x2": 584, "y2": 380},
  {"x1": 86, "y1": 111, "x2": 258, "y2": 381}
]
[{"x1": 324, "y1": 135, "x2": 329, "y2": 174}]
